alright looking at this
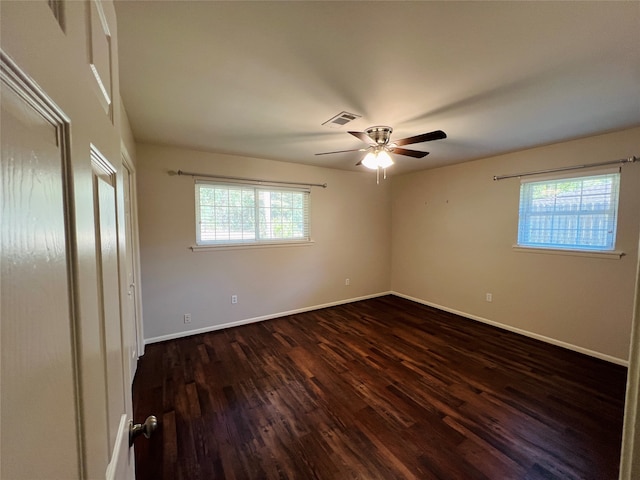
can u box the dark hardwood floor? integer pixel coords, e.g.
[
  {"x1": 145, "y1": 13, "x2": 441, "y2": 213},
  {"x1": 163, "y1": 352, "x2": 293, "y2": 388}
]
[{"x1": 132, "y1": 295, "x2": 627, "y2": 480}]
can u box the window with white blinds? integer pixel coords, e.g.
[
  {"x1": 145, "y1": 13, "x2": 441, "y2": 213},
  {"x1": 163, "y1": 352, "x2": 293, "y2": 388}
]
[
  {"x1": 195, "y1": 182, "x2": 310, "y2": 245},
  {"x1": 517, "y1": 170, "x2": 620, "y2": 251}
]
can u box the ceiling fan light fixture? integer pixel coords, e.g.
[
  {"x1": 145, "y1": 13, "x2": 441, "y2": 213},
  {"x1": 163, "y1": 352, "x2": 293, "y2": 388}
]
[
  {"x1": 361, "y1": 151, "x2": 379, "y2": 170},
  {"x1": 315, "y1": 126, "x2": 446, "y2": 177},
  {"x1": 361, "y1": 149, "x2": 394, "y2": 170},
  {"x1": 377, "y1": 150, "x2": 393, "y2": 168}
]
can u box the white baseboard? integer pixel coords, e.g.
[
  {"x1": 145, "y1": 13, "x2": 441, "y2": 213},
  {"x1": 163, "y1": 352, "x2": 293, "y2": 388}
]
[
  {"x1": 145, "y1": 290, "x2": 628, "y2": 367},
  {"x1": 392, "y1": 291, "x2": 629, "y2": 367},
  {"x1": 145, "y1": 291, "x2": 393, "y2": 345}
]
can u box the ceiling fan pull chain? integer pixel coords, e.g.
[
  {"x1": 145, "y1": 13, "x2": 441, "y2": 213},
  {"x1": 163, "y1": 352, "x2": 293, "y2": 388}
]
[{"x1": 376, "y1": 167, "x2": 380, "y2": 184}]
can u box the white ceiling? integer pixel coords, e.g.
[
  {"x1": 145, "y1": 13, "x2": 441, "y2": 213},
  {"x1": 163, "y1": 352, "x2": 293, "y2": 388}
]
[{"x1": 115, "y1": 1, "x2": 640, "y2": 174}]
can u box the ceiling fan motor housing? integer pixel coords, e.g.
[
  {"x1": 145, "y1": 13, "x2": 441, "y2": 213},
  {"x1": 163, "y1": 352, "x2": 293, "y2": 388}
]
[{"x1": 365, "y1": 126, "x2": 393, "y2": 145}]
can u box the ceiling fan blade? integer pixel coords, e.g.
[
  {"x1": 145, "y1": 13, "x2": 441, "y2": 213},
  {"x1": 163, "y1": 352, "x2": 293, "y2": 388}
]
[
  {"x1": 348, "y1": 131, "x2": 375, "y2": 145},
  {"x1": 392, "y1": 147, "x2": 430, "y2": 158},
  {"x1": 394, "y1": 130, "x2": 447, "y2": 146},
  {"x1": 315, "y1": 148, "x2": 365, "y2": 156}
]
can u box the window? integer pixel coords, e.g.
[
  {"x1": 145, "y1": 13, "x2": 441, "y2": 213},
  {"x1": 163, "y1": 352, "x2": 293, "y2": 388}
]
[
  {"x1": 195, "y1": 182, "x2": 310, "y2": 246},
  {"x1": 517, "y1": 170, "x2": 620, "y2": 251}
]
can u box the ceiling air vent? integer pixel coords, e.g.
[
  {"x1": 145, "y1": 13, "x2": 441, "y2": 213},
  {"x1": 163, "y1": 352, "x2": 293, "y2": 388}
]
[{"x1": 322, "y1": 111, "x2": 362, "y2": 129}]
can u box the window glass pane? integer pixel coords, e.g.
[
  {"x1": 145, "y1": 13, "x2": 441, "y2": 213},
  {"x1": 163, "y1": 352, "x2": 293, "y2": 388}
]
[
  {"x1": 228, "y1": 189, "x2": 242, "y2": 207},
  {"x1": 214, "y1": 188, "x2": 228, "y2": 204},
  {"x1": 197, "y1": 183, "x2": 309, "y2": 245},
  {"x1": 517, "y1": 172, "x2": 619, "y2": 251}
]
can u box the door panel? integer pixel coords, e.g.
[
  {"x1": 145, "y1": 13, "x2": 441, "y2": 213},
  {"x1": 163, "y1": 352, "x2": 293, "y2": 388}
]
[{"x1": 1, "y1": 55, "x2": 80, "y2": 479}]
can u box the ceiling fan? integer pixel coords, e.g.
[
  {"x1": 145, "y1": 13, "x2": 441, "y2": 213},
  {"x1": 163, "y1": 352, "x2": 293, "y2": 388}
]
[{"x1": 316, "y1": 126, "x2": 447, "y2": 170}]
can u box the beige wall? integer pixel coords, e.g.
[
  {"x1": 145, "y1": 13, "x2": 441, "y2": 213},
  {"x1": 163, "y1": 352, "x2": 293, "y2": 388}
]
[
  {"x1": 136, "y1": 143, "x2": 391, "y2": 341},
  {"x1": 139, "y1": 129, "x2": 639, "y2": 362},
  {"x1": 391, "y1": 127, "x2": 640, "y2": 363}
]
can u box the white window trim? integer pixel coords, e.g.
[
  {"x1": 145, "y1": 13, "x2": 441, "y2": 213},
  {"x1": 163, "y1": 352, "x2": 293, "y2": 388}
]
[
  {"x1": 190, "y1": 239, "x2": 315, "y2": 252},
  {"x1": 516, "y1": 168, "x2": 621, "y2": 255},
  {"x1": 512, "y1": 245, "x2": 624, "y2": 259},
  {"x1": 194, "y1": 181, "x2": 311, "y2": 247}
]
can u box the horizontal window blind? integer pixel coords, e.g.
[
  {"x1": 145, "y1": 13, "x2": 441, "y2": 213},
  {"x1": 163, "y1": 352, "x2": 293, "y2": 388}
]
[
  {"x1": 517, "y1": 171, "x2": 620, "y2": 251},
  {"x1": 196, "y1": 182, "x2": 310, "y2": 245}
]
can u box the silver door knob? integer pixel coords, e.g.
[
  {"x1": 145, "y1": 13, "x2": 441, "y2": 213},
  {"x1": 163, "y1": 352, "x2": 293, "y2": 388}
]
[{"x1": 129, "y1": 415, "x2": 158, "y2": 446}]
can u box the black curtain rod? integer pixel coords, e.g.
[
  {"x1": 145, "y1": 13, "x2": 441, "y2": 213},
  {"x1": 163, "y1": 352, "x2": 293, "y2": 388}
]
[
  {"x1": 168, "y1": 170, "x2": 327, "y2": 188},
  {"x1": 493, "y1": 156, "x2": 638, "y2": 181}
]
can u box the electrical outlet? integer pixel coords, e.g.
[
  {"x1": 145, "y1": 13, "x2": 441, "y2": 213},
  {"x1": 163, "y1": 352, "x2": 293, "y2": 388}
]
[
  {"x1": 231, "y1": 295, "x2": 238, "y2": 304},
  {"x1": 183, "y1": 313, "x2": 191, "y2": 324},
  {"x1": 345, "y1": 278, "x2": 350, "y2": 286},
  {"x1": 486, "y1": 293, "x2": 493, "y2": 302}
]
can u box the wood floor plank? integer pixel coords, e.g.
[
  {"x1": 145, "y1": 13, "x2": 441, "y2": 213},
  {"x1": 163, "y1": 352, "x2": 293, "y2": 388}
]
[{"x1": 133, "y1": 295, "x2": 626, "y2": 479}]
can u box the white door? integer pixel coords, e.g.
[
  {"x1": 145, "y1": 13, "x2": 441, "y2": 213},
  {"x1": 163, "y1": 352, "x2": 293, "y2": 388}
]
[
  {"x1": 1, "y1": 52, "x2": 148, "y2": 479},
  {"x1": 91, "y1": 146, "x2": 136, "y2": 479},
  {"x1": 1, "y1": 54, "x2": 82, "y2": 479}
]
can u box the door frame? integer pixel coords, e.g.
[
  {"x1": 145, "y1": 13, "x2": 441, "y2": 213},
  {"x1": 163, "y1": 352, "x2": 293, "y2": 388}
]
[
  {"x1": 620, "y1": 232, "x2": 640, "y2": 478},
  {"x1": 121, "y1": 144, "x2": 145, "y2": 359}
]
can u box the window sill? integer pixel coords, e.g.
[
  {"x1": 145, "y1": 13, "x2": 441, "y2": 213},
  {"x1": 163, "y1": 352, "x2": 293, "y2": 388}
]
[
  {"x1": 191, "y1": 240, "x2": 315, "y2": 252},
  {"x1": 512, "y1": 245, "x2": 624, "y2": 259}
]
